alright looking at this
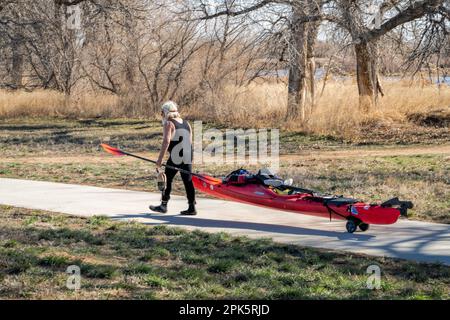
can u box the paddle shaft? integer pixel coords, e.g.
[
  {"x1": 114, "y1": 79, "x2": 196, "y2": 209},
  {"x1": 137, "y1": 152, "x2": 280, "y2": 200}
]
[{"x1": 120, "y1": 150, "x2": 206, "y2": 179}]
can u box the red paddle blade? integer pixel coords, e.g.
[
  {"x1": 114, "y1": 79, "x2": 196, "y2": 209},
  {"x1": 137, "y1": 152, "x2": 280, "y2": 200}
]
[{"x1": 101, "y1": 144, "x2": 126, "y2": 156}]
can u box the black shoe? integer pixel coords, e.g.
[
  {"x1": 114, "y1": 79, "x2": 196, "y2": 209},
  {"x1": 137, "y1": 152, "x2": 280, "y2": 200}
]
[
  {"x1": 180, "y1": 203, "x2": 197, "y2": 216},
  {"x1": 149, "y1": 202, "x2": 168, "y2": 214}
]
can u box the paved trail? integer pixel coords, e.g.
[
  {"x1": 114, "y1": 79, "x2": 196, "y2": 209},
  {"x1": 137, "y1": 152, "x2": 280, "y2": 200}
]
[{"x1": 1, "y1": 178, "x2": 449, "y2": 265}]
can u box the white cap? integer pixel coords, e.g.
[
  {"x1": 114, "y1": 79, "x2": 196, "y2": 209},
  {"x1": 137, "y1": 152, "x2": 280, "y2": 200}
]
[{"x1": 161, "y1": 101, "x2": 178, "y2": 114}]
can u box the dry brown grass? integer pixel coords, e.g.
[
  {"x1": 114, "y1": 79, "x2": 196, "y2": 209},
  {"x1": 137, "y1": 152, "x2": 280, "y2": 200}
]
[
  {"x1": 305, "y1": 80, "x2": 450, "y2": 137},
  {"x1": 202, "y1": 79, "x2": 450, "y2": 138},
  {"x1": 0, "y1": 89, "x2": 119, "y2": 118},
  {"x1": 1, "y1": 79, "x2": 449, "y2": 138},
  {"x1": 188, "y1": 82, "x2": 288, "y2": 126}
]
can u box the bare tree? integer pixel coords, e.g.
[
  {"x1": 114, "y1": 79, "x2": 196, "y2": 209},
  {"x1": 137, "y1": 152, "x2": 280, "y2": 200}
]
[
  {"x1": 403, "y1": 3, "x2": 450, "y2": 81},
  {"x1": 0, "y1": 0, "x2": 25, "y2": 89},
  {"x1": 2, "y1": 0, "x2": 448, "y2": 119},
  {"x1": 183, "y1": 0, "x2": 326, "y2": 121},
  {"x1": 335, "y1": 0, "x2": 445, "y2": 110},
  {"x1": 0, "y1": 0, "x2": 145, "y2": 94},
  {"x1": 183, "y1": 0, "x2": 446, "y2": 114}
]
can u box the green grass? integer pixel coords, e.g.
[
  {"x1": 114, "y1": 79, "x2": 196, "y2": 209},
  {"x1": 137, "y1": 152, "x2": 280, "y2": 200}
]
[
  {"x1": 0, "y1": 117, "x2": 439, "y2": 155},
  {"x1": 2, "y1": 117, "x2": 437, "y2": 157},
  {"x1": 0, "y1": 117, "x2": 345, "y2": 158},
  {"x1": 0, "y1": 118, "x2": 163, "y2": 157},
  {"x1": 0, "y1": 206, "x2": 449, "y2": 300}
]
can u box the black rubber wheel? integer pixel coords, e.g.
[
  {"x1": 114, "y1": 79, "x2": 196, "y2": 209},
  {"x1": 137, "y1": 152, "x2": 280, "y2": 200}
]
[
  {"x1": 359, "y1": 223, "x2": 370, "y2": 232},
  {"x1": 346, "y1": 220, "x2": 358, "y2": 234}
]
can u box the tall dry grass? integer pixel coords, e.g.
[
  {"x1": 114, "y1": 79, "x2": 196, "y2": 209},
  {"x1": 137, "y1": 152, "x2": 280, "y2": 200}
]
[
  {"x1": 0, "y1": 89, "x2": 119, "y2": 119},
  {"x1": 1, "y1": 80, "x2": 449, "y2": 137},
  {"x1": 306, "y1": 79, "x2": 450, "y2": 136},
  {"x1": 184, "y1": 82, "x2": 287, "y2": 127},
  {"x1": 187, "y1": 79, "x2": 450, "y2": 136}
]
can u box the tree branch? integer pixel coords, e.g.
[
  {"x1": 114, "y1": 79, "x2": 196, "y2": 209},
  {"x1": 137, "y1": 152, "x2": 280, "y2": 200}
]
[
  {"x1": 362, "y1": 0, "x2": 444, "y2": 42},
  {"x1": 199, "y1": 0, "x2": 276, "y2": 20},
  {"x1": 54, "y1": 0, "x2": 89, "y2": 6},
  {"x1": 0, "y1": 0, "x2": 14, "y2": 12},
  {"x1": 439, "y1": 4, "x2": 450, "y2": 17}
]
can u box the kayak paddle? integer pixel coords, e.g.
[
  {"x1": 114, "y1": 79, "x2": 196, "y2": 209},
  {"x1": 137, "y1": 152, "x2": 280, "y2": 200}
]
[{"x1": 100, "y1": 143, "x2": 206, "y2": 179}]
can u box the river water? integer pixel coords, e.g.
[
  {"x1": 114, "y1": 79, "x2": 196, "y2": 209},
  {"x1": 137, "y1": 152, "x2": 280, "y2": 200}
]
[{"x1": 263, "y1": 69, "x2": 450, "y2": 86}]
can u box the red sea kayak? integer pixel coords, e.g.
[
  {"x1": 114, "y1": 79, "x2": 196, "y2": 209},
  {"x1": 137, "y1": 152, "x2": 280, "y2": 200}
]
[
  {"x1": 192, "y1": 170, "x2": 413, "y2": 233},
  {"x1": 99, "y1": 144, "x2": 412, "y2": 233}
]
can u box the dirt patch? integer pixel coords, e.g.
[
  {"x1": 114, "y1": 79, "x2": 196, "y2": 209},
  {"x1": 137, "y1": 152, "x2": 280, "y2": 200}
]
[
  {"x1": 356, "y1": 120, "x2": 450, "y2": 145},
  {"x1": 407, "y1": 108, "x2": 450, "y2": 128},
  {"x1": 2, "y1": 146, "x2": 449, "y2": 165},
  {"x1": 281, "y1": 144, "x2": 450, "y2": 161},
  {"x1": 0, "y1": 154, "x2": 159, "y2": 164}
]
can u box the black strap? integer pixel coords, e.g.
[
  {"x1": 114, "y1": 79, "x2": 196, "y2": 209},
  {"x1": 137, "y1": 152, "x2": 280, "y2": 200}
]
[{"x1": 324, "y1": 202, "x2": 348, "y2": 221}]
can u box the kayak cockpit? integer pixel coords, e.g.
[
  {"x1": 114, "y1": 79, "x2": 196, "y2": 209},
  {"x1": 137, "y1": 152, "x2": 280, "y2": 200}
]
[{"x1": 223, "y1": 168, "x2": 316, "y2": 196}]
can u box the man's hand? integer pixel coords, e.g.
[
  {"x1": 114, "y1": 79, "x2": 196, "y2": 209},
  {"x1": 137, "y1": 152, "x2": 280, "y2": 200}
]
[{"x1": 156, "y1": 161, "x2": 162, "y2": 173}]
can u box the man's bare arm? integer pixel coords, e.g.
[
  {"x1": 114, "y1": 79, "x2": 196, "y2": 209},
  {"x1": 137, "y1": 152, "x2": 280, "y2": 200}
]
[
  {"x1": 157, "y1": 122, "x2": 173, "y2": 167},
  {"x1": 188, "y1": 122, "x2": 193, "y2": 144}
]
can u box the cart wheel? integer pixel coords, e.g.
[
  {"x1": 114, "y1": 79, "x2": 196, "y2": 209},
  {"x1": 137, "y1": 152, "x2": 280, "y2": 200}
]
[
  {"x1": 346, "y1": 220, "x2": 357, "y2": 234},
  {"x1": 359, "y1": 223, "x2": 370, "y2": 232}
]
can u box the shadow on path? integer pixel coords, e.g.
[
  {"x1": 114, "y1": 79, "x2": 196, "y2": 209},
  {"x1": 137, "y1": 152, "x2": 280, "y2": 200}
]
[
  {"x1": 109, "y1": 213, "x2": 450, "y2": 264},
  {"x1": 109, "y1": 213, "x2": 375, "y2": 241}
]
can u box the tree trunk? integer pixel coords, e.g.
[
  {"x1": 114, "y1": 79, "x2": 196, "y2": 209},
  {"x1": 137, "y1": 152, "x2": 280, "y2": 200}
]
[
  {"x1": 306, "y1": 21, "x2": 319, "y2": 116},
  {"x1": 355, "y1": 40, "x2": 384, "y2": 112},
  {"x1": 287, "y1": 14, "x2": 308, "y2": 121},
  {"x1": 122, "y1": 14, "x2": 141, "y2": 115},
  {"x1": 53, "y1": 1, "x2": 71, "y2": 95},
  {"x1": 307, "y1": 48, "x2": 315, "y2": 111},
  {"x1": 355, "y1": 41, "x2": 376, "y2": 112},
  {"x1": 371, "y1": 42, "x2": 385, "y2": 104},
  {"x1": 11, "y1": 35, "x2": 24, "y2": 89}
]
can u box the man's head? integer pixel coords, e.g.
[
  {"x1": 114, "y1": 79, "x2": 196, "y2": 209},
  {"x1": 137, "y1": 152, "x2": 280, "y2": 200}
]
[
  {"x1": 160, "y1": 101, "x2": 180, "y2": 126},
  {"x1": 161, "y1": 101, "x2": 179, "y2": 119}
]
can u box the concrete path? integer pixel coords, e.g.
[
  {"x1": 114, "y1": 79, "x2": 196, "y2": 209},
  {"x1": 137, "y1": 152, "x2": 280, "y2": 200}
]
[{"x1": 1, "y1": 178, "x2": 449, "y2": 265}]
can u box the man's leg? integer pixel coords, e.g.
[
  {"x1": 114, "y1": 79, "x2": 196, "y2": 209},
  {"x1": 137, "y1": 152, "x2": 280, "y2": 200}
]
[
  {"x1": 162, "y1": 165, "x2": 178, "y2": 202},
  {"x1": 180, "y1": 164, "x2": 197, "y2": 215}
]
